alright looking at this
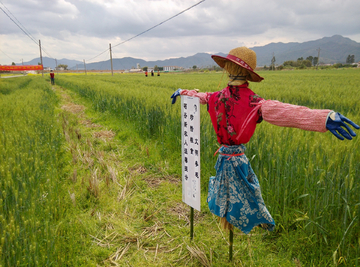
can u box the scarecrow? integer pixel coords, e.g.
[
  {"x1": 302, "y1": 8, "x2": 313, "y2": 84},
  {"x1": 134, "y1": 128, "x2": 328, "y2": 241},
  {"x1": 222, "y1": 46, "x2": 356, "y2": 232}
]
[{"x1": 170, "y1": 47, "x2": 359, "y2": 235}]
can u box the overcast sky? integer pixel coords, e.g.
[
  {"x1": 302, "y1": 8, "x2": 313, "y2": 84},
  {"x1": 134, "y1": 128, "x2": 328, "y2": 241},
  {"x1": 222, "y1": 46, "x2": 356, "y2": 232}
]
[{"x1": 1, "y1": 0, "x2": 360, "y2": 64}]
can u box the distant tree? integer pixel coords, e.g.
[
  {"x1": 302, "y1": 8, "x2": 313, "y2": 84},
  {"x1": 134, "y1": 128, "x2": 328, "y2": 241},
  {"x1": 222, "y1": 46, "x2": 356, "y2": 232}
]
[
  {"x1": 351, "y1": 55, "x2": 355, "y2": 63},
  {"x1": 306, "y1": 56, "x2": 313, "y2": 66},
  {"x1": 154, "y1": 65, "x2": 159, "y2": 71},
  {"x1": 11, "y1": 62, "x2": 16, "y2": 65},
  {"x1": 158, "y1": 67, "x2": 163, "y2": 71},
  {"x1": 297, "y1": 57, "x2": 304, "y2": 61},
  {"x1": 333, "y1": 63, "x2": 343, "y2": 68},
  {"x1": 193, "y1": 65, "x2": 197, "y2": 70},
  {"x1": 283, "y1": 60, "x2": 297, "y2": 67},
  {"x1": 142, "y1": 66, "x2": 148, "y2": 71},
  {"x1": 346, "y1": 55, "x2": 355, "y2": 64},
  {"x1": 57, "y1": 64, "x2": 68, "y2": 70},
  {"x1": 306, "y1": 56, "x2": 313, "y2": 62},
  {"x1": 313, "y1": 57, "x2": 318, "y2": 66},
  {"x1": 302, "y1": 60, "x2": 312, "y2": 67},
  {"x1": 270, "y1": 56, "x2": 276, "y2": 70}
]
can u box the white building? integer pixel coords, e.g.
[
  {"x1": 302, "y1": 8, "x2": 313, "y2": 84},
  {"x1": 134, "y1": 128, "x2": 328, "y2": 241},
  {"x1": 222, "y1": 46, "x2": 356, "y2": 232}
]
[
  {"x1": 163, "y1": 66, "x2": 183, "y2": 71},
  {"x1": 129, "y1": 68, "x2": 142, "y2": 73}
]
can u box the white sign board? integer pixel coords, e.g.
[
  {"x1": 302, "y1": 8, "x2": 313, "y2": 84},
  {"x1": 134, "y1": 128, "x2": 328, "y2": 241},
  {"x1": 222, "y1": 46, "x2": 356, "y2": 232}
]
[{"x1": 181, "y1": 96, "x2": 201, "y2": 211}]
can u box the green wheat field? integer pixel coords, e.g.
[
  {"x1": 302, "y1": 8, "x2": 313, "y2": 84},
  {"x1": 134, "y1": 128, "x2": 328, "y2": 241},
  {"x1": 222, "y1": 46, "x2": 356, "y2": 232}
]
[{"x1": 1, "y1": 68, "x2": 359, "y2": 266}]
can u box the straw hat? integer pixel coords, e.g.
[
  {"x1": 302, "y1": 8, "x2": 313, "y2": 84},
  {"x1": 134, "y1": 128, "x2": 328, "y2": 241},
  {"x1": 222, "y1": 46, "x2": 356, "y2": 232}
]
[{"x1": 212, "y1": 47, "x2": 263, "y2": 82}]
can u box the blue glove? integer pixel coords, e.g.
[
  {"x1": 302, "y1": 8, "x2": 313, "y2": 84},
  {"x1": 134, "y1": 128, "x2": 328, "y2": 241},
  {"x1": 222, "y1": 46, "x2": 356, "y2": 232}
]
[
  {"x1": 326, "y1": 112, "x2": 360, "y2": 140},
  {"x1": 170, "y1": 88, "x2": 182, "y2": 104}
]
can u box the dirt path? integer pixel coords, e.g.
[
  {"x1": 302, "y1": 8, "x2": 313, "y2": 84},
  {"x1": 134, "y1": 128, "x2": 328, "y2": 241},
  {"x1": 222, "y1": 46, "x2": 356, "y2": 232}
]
[{"x1": 52, "y1": 84, "x2": 198, "y2": 266}]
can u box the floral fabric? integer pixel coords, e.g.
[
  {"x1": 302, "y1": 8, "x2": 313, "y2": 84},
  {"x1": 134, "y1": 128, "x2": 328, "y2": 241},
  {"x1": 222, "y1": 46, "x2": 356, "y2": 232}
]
[
  {"x1": 207, "y1": 145, "x2": 275, "y2": 234},
  {"x1": 207, "y1": 83, "x2": 264, "y2": 145}
]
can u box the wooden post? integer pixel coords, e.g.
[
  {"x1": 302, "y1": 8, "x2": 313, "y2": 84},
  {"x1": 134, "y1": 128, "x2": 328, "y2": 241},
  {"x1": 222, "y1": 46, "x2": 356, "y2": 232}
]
[
  {"x1": 229, "y1": 226, "x2": 234, "y2": 261},
  {"x1": 316, "y1": 47, "x2": 321, "y2": 69},
  {"x1": 83, "y1": 59, "x2": 87, "y2": 75},
  {"x1": 109, "y1": 43, "x2": 114, "y2": 76},
  {"x1": 190, "y1": 207, "x2": 194, "y2": 240},
  {"x1": 39, "y1": 40, "x2": 43, "y2": 77},
  {"x1": 55, "y1": 59, "x2": 58, "y2": 75},
  {"x1": 22, "y1": 59, "x2": 25, "y2": 75}
]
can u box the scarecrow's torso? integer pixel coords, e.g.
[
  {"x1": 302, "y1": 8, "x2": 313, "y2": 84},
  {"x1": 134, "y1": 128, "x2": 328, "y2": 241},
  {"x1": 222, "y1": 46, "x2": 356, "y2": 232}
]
[{"x1": 208, "y1": 83, "x2": 263, "y2": 145}]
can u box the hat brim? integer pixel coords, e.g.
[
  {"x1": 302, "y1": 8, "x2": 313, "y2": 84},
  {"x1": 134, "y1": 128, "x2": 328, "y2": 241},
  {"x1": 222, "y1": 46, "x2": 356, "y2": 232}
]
[{"x1": 211, "y1": 54, "x2": 264, "y2": 82}]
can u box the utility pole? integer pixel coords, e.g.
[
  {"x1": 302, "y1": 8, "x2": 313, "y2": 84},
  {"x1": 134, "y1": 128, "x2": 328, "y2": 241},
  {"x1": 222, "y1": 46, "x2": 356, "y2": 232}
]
[
  {"x1": 39, "y1": 40, "x2": 44, "y2": 77},
  {"x1": 55, "y1": 59, "x2": 58, "y2": 75},
  {"x1": 83, "y1": 59, "x2": 87, "y2": 75},
  {"x1": 109, "y1": 43, "x2": 114, "y2": 76},
  {"x1": 22, "y1": 58, "x2": 25, "y2": 75},
  {"x1": 316, "y1": 47, "x2": 321, "y2": 69}
]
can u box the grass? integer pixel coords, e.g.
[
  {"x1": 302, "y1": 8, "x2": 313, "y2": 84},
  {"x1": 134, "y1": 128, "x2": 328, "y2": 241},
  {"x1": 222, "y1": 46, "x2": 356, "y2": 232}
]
[{"x1": 1, "y1": 69, "x2": 360, "y2": 266}]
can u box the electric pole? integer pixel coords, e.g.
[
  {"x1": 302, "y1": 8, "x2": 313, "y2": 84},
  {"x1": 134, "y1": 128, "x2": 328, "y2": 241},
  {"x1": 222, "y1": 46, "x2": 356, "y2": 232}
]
[
  {"x1": 22, "y1": 58, "x2": 25, "y2": 75},
  {"x1": 109, "y1": 43, "x2": 114, "y2": 76},
  {"x1": 39, "y1": 40, "x2": 44, "y2": 77},
  {"x1": 316, "y1": 47, "x2": 321, "y2": 69},
  {"x1": 55, "y1": 59, "x2": 58, "y2": 75},
  {"x1": 83, "y1": 59, "x2": 87, "y2": 75}
]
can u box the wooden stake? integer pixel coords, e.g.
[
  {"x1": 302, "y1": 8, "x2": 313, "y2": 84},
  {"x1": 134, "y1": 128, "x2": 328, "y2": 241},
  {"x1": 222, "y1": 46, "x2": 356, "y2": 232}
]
[
  {"x1": 190, "y1": 207, "x2": 194, "y2": 240},
  {"x1": 229, "y1": 226, "x2": 234, "y2": 261}
]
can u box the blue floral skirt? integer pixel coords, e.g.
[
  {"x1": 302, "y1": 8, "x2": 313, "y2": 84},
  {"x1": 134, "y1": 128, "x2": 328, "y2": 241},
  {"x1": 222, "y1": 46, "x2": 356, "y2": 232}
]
[{"x1": 207, "y1": 145, "x2": 275, "y2": 234}]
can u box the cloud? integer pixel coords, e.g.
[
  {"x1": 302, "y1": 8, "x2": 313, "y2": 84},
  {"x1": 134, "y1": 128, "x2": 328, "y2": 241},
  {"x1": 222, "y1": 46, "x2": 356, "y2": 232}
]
[{"x1": 1, "y1": 0, "x2": 360, "y2": 63}]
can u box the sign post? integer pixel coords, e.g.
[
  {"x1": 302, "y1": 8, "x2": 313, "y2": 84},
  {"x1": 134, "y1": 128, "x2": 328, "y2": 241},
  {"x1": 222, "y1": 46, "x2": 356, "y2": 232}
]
[{"x1": 181, "y1": 96, "x2": 201, "y2": 240}]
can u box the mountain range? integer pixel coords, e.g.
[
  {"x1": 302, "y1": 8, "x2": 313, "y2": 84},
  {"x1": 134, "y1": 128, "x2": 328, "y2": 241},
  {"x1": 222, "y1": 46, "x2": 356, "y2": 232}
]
[{"x1": 19, "y1": 35, "x2": 360, "y2": 70}]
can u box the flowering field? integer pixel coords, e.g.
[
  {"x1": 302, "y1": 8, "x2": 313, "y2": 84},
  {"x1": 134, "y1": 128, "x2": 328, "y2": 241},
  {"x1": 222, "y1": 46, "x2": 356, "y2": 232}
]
[{"x1": 1, "y1": 69, "x2": 360, "y2": 266}]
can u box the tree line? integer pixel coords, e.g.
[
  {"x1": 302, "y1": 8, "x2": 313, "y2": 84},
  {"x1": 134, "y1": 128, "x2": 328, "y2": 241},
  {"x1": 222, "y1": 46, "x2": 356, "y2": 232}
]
[{"x1": 265, "y1": 54, "x2": 357, "y2": 70}]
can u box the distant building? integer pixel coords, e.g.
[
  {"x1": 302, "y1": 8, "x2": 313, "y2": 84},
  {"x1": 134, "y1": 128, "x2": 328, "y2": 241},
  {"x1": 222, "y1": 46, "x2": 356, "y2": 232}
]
[
  {"x1": 129, "y1": 68, "x2": 142, "y2": 73},
  {"x1": 163, "y1": 66, "x2": 184, "y2": 71}
]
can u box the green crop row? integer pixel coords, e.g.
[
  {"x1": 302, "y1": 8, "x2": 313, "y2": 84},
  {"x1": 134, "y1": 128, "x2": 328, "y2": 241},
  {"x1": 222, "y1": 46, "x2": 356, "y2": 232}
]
[
  {"x1": 0, "y1": 77, "x2": 74, "y2": 266},
  {"x1": 55, "y1": 69, "x2": 360, "y2": 265}
]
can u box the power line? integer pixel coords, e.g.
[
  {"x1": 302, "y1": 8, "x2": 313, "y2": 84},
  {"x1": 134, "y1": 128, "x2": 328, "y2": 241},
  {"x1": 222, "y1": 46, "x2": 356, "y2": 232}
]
[
  {"x1": 0, "y1": 47, "x2": 16, "y2": 62},
  {"x1": 0, "y1": 1, "x2": 38, "y2": 44},
  {"x1": 0, "y1": 6, "x2": 38, "y2": 46},
  {"x1": 113, "y1": 0, "x2": 206, "y2": 49},
  {"x1": 87, "y1": 0, "x2": 206, "y2": 62},
  {"x1": 0, "y1": 1, "x2": 54, "y2": 59},
  {"x1": 87, "y1": 48, "x2": 110, "y2": 63}
]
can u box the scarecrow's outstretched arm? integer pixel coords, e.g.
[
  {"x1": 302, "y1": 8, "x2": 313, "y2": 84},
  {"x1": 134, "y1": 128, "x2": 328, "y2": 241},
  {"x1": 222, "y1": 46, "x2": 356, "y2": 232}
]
[
  {"x1": 170, "y1": 89, "x2": 211, "y2": 105},
  {"x1": 261, "y1": 100, "x2": 359, "y2": 140}
]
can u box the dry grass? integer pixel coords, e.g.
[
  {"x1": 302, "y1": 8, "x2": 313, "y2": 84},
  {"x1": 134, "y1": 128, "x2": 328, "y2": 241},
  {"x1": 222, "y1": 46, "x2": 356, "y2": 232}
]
[
  {"x1": 61, "y1": 103, "x2": 85, "y2": 114},
  {"x1": 93, "y1": 130, "x2": 116, "y2": 139},
  {"x1": 80, "y1": 119, "x2": 101, "y2": 128},
  {"x1": 144, "y1": 175, "x2": 179, "y2": 188},
  {"x1": 187, "y1": 244, "x2": 211, "y2": 267}
]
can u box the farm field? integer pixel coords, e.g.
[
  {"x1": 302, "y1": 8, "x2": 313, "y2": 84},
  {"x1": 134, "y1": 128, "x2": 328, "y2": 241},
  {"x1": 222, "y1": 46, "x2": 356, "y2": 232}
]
[{"x1": 1, "y1": 68, "x2": 360, "y2": 266}]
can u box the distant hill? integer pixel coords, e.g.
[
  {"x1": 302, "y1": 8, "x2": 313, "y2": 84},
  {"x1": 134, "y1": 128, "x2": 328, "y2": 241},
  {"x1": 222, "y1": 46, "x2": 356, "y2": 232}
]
[
  {"x1": 19, "y1": 35, "x2": 360, "y2": 70},
  {"x1": 20, "y1": 58, "x2": 83, "y2": 70},
  {"x1": 251, "y1": 35, "x2": 360, "y2": 66},
  {"x1": 83, "y1": 52, "x2": 225, "y2": 71}
]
